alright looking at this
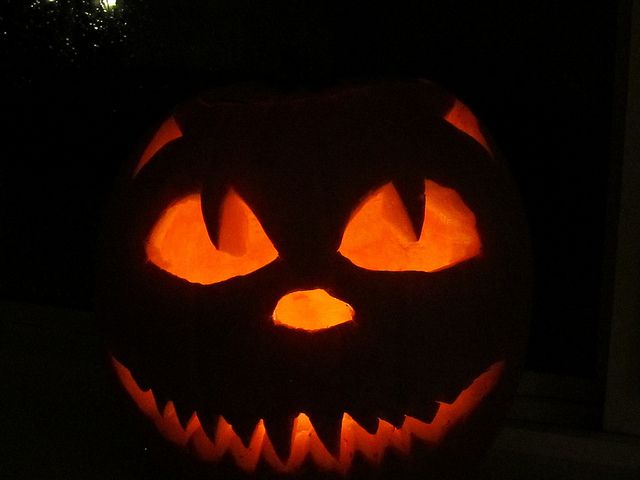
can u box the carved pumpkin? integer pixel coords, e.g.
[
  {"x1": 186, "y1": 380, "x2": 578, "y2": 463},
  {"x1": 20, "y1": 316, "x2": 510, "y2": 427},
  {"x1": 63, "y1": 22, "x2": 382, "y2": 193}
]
[{"x1": 99, "y1": 80, "x2": 530, "y2": 479}]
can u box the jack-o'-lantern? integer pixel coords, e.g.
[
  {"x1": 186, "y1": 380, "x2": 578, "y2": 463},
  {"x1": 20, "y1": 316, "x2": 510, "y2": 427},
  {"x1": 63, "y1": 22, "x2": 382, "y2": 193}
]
[{"x1": 99, "y1": 80, "x2": 530, "y2": 479}]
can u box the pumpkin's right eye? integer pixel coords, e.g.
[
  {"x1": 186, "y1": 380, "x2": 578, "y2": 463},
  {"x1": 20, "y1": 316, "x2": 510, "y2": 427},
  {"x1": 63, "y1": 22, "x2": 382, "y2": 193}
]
[
  {"x1": 146, "y1": 189, "x2": 279, "y2": 285},
  {"x1": 338, "y1": 180, "x2": 481, "y2": 272}
]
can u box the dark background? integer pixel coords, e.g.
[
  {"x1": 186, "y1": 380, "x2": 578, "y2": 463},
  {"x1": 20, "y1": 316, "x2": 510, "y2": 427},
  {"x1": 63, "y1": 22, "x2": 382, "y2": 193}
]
[{"x1": 1, "y1": 0, "x2": 625, "y2": 377}]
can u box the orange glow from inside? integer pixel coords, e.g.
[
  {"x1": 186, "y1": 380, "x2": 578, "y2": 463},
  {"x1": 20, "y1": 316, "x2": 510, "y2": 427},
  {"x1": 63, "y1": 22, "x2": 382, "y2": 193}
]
[
  {"x1": 338, "y1": 180, "x2": 481, "y2": 272},
  {"x1": 444, "y1": 99, "x2": 491, "y2": 155},
  {"x1": 272, "y1": 289, "x2": 355, "y2": 331},
  {"x1": 134, "y1": 116, "x2": 183, "y2": 177},
  {"x1": 146, "y1": 190, "x2": 278, "y2": 284},
  {"x1": 112, "y1": 357, "x2": 504, "y2": 474}
]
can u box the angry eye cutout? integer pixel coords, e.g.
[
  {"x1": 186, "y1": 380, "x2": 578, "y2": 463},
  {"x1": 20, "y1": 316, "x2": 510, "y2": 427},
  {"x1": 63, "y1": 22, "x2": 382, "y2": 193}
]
[
  {"x1": 146, "y1": 189, "x2": 278, "y2": 284},
  {"x1": 338, "y1": 180, "x2": 481, "y2": 272}
]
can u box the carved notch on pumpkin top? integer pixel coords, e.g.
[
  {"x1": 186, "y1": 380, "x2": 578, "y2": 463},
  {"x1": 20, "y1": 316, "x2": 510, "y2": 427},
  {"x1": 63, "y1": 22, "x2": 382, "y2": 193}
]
[{"x1": 133, "y1": 116, "x2": 183, "y2": 177}]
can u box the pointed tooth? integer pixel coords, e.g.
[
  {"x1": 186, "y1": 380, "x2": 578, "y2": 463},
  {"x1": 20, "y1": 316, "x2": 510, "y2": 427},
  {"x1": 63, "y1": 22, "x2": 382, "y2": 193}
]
[
  {"x1": 226, "y1": 413, "x2": 260, "y2": 447},
  {"x1": 117, "y1": 358, "x2": 152, "y2": 391},
  {"x1": 394, "y1": 176, "x2": 426, "y2": 239},
  {"x1": 154, "y1": 392, "x2": 170, "y2": 415},
  {"x1": 173, "y1": 399, "x2": 194, "y2": 430},
  {"x1": 348, "y1": 410, "x2": 379, "y2": 434},
  {"x1": 377, "y1": 391, "x2": 407, "y2": 428},
  {"x1": 308, "y1": 411, "x2": 343, "y2": 455},
  {"x1": 379, "y1": 411, "x2": 406, "y2": 429},
  {"x1": 405, "y1": 401, "x2": 439, "y2": 423},
  {"x1": 197, "y1": 410, "x2": 220, "y2": 443},
  {"x1": 132, "y1": 372, "x2": 152, "y2": 392},
  {"x1": 263, "y1": 413, "x2": 295, "y2": 461}
]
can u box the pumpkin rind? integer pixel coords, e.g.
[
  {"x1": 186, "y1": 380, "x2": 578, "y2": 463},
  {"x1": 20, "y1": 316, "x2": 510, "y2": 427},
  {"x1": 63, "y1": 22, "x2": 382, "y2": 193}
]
[{"x1": 98, "y1": 79, "x2": 531, "y2": 479}]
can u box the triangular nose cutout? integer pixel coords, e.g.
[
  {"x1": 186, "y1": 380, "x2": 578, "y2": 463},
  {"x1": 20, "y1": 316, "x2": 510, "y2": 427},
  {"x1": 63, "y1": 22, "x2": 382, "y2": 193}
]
[{"x1": 272, "y1": 289, "x2": 355, "y2": 331}]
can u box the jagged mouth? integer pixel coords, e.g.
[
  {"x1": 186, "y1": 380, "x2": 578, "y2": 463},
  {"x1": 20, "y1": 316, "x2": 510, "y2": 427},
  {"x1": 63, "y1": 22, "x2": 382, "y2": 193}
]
[{"x1": 112, "y1": 357, "x2": 504, "y2": 475}]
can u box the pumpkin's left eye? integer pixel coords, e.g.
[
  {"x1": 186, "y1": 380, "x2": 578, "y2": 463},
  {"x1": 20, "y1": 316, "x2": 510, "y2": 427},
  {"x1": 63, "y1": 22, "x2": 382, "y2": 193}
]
[
  {"x1": 338, "y1": 180, "x2": 481, "y2": 272},
  {"x1": 146, "y1": 189, "x2": 278, "y2": 284}
]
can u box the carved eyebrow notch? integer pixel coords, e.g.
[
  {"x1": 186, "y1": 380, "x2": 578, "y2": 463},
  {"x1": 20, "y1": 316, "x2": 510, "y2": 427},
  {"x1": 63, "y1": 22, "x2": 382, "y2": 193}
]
[
  {"x1": 443, "y1": 100, "x2": 492, "y2": 155},
  {"x1": 133, "y1": 116, "x2": 183, "y2": 178}
]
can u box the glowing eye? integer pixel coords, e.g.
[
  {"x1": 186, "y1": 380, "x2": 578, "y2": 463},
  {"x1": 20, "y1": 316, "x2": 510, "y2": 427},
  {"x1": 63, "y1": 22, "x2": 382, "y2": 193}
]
[
  {"x1": 338, "y1": 180, "x2": 481, "y2": 272},
  {"x1": 146, "y1": 189, "x2": 278, "y2": 284}
]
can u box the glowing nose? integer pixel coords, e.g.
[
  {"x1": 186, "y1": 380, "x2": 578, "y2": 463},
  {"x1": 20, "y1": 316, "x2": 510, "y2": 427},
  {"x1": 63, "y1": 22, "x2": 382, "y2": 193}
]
[{"x1": 272, "y1": 289, "x2": 355, "y2": 331}]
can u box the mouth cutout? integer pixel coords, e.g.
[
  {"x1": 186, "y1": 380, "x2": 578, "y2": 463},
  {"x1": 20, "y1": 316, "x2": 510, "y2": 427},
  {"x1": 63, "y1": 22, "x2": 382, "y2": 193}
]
[{"x1": 112, "y1": 357, "x2": 503, "y2": 475}]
